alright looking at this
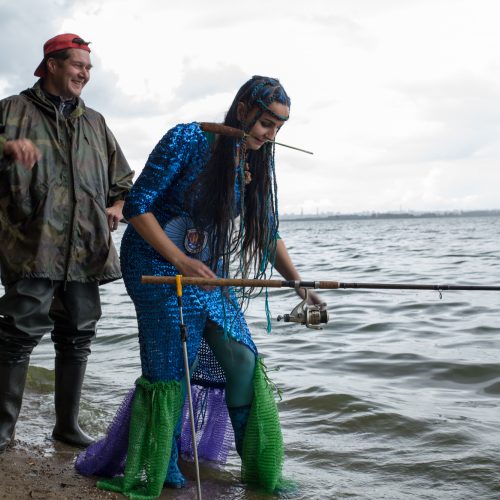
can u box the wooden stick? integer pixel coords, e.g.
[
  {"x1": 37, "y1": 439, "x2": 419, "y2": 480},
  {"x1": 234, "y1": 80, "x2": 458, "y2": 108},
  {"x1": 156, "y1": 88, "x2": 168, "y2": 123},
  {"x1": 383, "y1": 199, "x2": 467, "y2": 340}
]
[
  {"x1": 141, "y1": 276, "x2": 299, "y2": 288},
  {"x1": 269, "y1": 140, "x2": 313, "y2": 155},
  {"x1": 199, "y1": 122, "x2": 244, "y2": 138},
  {"x1": 199, "y1": 122, "x2": 314, "y2": 155}
]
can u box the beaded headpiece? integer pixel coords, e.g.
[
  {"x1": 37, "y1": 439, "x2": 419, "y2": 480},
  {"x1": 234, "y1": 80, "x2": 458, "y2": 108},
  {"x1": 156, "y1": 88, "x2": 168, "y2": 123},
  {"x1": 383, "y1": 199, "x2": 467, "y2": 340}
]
[{"x1": 244, "y1": 76, "x2": 291, "y2": 126}]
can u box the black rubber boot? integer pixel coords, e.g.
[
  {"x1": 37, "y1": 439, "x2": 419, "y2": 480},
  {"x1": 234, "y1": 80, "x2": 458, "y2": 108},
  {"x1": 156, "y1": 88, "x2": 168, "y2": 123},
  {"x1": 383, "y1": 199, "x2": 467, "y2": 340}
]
[
  {"x1": 52, "y1": 359, "x2": 94, "y2": 447},
  {"x1": 0, "y1": 360, "x2": 29, "y2": 453}
]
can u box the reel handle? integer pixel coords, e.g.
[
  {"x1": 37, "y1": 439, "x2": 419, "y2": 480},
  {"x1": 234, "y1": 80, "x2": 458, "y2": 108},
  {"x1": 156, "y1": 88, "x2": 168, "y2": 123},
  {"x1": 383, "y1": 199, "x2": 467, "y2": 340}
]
[{"x1": 277, "y1": 288, "x2": 329, "y2": 329}]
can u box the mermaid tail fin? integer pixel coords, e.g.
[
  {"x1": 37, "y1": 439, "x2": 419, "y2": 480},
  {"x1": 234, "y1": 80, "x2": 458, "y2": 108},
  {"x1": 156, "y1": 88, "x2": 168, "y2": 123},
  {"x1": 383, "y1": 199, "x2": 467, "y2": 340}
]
[
  {"x1": 239, "y1": 358, "x2": 285, "y2": 493},
  {"x1": 97, "y1": 377, "x2": 183, "y2": 500}
]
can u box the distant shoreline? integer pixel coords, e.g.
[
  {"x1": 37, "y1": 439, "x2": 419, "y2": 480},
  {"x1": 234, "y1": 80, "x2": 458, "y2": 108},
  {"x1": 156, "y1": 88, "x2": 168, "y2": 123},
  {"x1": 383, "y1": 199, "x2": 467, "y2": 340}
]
[{"x1": 281, "y1": 209, "x2": 500, "y2": 222}]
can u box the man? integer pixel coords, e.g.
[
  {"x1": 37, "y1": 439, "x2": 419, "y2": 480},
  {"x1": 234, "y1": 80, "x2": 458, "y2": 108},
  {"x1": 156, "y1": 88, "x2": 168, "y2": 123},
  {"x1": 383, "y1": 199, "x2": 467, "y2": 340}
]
[{"x1": 0, "y1": 34, "x2": 134, "y2": 451}]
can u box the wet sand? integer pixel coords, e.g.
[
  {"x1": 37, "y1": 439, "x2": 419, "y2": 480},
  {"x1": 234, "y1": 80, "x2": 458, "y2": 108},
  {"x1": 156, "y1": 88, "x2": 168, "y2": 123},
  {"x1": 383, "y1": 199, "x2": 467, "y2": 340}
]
[
  {"x1": 0, "y1": 440, "x2": 121, "y2": 500},
  {"x1": 0, "y1": 389, "x2": 250, "y2": 500},
  {"x1": 0, "y1": 431, "x2": 242, "y2": 500}
]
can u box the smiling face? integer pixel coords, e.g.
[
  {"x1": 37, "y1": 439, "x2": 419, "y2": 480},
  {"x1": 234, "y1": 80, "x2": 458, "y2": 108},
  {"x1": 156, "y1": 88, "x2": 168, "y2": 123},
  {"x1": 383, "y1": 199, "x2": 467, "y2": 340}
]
[
  {"x1": 44, "y1": 48, "x2": 92, "y2": 99},
  {"x1": 238, "y1": 101, "x2": 290, "y2": 151}
]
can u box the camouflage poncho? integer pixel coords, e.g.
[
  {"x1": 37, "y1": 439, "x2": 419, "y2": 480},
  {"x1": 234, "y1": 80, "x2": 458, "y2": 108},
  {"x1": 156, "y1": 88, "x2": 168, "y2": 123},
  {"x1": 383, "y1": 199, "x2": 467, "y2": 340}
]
[{"x1": 0, "y1": 81, "x2": 134, "y2": 286}]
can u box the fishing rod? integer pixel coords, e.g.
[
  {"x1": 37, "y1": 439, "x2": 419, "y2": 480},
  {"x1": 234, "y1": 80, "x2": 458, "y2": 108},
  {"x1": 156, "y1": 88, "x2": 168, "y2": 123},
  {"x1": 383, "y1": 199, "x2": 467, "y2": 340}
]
[
  {"x1": 142, "y1": 275, "x2": 500, "y2": 329},
  {"x1": 199, "y1": 122, "x2": 314, "y2": 155},
  {"x1": 141, "y1": 275, "x2": 500, "y2": 292}
]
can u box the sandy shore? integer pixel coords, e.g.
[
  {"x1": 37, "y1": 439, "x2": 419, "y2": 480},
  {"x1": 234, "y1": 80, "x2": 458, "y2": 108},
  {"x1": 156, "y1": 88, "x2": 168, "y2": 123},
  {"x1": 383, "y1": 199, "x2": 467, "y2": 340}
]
[
  {"x1": 0, "y1": 439, "x2": 122, "y2": 500},
  {"x1": 0, "y1": 392, "x2": 249, "y2": 499},
  {"x1": 0, "y1": 437, "x2": 241, "y2": 500}
]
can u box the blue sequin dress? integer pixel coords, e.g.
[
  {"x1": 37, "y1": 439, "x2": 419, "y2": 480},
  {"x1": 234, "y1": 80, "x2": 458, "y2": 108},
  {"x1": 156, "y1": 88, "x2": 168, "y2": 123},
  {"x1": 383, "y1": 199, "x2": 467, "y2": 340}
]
[{"x1": 121, "y1": 122, "x2": 258, "y2": 384}]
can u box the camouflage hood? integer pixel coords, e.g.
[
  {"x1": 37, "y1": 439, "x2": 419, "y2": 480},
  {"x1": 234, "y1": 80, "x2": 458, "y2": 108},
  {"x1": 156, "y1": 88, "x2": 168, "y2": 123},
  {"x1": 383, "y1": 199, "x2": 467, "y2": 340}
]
[{"x1": 0, "y1": 81, "x2": 134, "y2": 286}]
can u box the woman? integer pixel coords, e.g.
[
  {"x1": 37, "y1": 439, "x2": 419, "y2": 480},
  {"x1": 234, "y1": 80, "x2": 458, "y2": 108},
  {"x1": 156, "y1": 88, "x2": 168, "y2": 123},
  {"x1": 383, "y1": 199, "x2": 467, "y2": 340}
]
[{"x1": 76, "y1": 75, "x2": 324, "y2": 498}]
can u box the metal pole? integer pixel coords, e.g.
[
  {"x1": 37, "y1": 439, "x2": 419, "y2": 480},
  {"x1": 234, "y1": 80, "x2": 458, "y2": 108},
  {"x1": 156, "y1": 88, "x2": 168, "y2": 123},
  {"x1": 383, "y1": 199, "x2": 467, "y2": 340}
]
[{"x1": 175, "y1": 275, "x2": 202, "y2": 500}]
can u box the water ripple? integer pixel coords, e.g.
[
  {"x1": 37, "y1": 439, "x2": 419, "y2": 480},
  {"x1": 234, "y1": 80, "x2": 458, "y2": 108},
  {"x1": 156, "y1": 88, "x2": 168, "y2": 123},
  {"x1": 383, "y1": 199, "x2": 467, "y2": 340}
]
[{"x1": 12, "y1": 216, "x2": 500, "y2": 499}]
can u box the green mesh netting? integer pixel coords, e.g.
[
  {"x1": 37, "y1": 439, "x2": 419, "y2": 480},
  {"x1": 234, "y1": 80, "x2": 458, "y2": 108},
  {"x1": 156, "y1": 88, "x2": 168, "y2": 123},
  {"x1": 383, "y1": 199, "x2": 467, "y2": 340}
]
[
  {"x1": 97, "y1": 376, "x2": 183, "y2": 500},
  {"x1": 241, "y1": 357, "x2": 284, "y2": 492}
]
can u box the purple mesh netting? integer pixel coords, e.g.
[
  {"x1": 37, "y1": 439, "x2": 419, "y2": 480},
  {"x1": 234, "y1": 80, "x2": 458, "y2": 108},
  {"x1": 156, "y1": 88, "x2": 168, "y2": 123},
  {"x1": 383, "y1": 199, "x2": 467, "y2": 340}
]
[
  {"x1": 76, "y1": 383, "x2": 233, "y2": 479},
  {"x1": 179, "y1": 384, "x2": 233, "y2": 464},
  {"x1": 75, "y1": 387, "x2": 135, "y2": 477}
]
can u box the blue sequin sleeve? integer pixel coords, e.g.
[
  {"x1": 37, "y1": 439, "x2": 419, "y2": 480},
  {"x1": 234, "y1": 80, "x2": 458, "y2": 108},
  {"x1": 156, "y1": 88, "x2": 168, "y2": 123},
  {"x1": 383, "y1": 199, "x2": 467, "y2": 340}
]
[{"x1": 123, "y1": 123, "x2": 203, "y2": 220}]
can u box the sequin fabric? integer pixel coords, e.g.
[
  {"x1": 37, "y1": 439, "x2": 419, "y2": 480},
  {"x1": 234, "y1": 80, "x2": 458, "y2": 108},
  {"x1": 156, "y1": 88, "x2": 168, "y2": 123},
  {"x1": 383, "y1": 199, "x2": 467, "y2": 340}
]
[{"x1": 121, "y1": 122, "x2": 257, "y2": 384}]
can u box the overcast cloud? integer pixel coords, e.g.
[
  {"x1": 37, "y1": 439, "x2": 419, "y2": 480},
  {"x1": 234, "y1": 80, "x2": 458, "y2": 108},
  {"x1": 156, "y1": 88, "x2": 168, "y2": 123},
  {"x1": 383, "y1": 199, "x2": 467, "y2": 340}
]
[{"x1": 1, "y1": 0, "x2": 499, "y2": 214}]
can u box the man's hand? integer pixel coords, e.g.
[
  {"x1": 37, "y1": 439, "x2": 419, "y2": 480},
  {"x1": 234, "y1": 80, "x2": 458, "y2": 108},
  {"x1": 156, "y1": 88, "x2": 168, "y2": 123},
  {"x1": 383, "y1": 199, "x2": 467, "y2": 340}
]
[
  {"x1": 4, "y1": 139, "x2": 41, "y2": 169},
  {"x1": 106, "y1": 200, "x2": 125, "y2": 231}
]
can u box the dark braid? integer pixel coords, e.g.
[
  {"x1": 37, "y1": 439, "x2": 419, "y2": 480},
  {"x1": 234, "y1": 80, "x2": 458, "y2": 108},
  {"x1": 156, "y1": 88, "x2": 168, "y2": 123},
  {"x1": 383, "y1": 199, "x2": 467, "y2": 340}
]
[{"x1": 191, "y1": 76, "x2": 290, "y2": 299}]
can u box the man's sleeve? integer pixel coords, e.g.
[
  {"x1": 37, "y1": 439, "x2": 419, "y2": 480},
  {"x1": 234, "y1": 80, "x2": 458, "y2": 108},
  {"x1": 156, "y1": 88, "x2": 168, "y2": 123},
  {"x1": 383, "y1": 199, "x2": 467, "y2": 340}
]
[
  {"x1": 0, "y1": 101, "x2": 11, "y2": 171},
  {"x1": 105, "y1": 125, "x2": 134, "y2": 206}
]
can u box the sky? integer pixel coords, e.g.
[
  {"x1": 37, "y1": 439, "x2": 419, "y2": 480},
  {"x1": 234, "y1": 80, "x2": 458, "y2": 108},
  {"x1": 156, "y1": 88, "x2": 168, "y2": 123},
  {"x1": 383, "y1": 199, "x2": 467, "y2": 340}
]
[{"x1": 1, "y1": 0, "x2": 499, "y2": 215}]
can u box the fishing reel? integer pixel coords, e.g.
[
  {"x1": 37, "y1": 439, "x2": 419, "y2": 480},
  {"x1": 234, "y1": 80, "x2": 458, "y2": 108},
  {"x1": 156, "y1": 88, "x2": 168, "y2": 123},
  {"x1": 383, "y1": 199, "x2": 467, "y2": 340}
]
[{"x1": 277, "y1": 288, "x2": 329, "y2": 329}]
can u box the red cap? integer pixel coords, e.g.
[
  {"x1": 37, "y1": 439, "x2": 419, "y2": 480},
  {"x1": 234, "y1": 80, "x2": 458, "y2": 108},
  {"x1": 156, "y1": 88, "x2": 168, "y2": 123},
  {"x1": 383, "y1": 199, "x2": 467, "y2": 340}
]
[{"x1": 34, "y1": 33, "x2": 91, "y2": 78}]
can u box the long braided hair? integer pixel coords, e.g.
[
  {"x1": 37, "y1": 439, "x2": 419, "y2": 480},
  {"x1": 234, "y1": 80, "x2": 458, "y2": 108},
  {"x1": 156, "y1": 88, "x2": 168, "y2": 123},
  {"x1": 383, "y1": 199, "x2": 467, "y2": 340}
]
[{"x1": 191, "y1": 76, "x2": 291, "y2": 299}]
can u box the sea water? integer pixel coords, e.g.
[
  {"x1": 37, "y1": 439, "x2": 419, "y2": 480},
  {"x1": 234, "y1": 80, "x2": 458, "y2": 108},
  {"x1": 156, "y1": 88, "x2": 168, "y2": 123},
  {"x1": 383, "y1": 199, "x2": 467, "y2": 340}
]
[{"x1": 11, "y1": 215, "x2": 500, "y2": 499}]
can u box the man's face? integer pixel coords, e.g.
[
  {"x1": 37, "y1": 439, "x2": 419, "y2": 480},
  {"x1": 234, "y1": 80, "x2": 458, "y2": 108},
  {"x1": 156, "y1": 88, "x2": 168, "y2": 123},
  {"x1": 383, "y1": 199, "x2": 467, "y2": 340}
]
[{"x1": 46, "y1": 48, "x2": 92, "y2": 99}]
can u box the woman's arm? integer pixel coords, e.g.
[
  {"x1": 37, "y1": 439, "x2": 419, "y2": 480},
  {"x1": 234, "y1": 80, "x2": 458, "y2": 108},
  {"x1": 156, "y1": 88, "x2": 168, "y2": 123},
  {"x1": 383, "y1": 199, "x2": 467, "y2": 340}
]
[
  {"x1": 273, "y1": 238, "x2": 326, "y2": 306},
  {"x1": 128, "y1": 212, "x2": 216, "y2": 279}
]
